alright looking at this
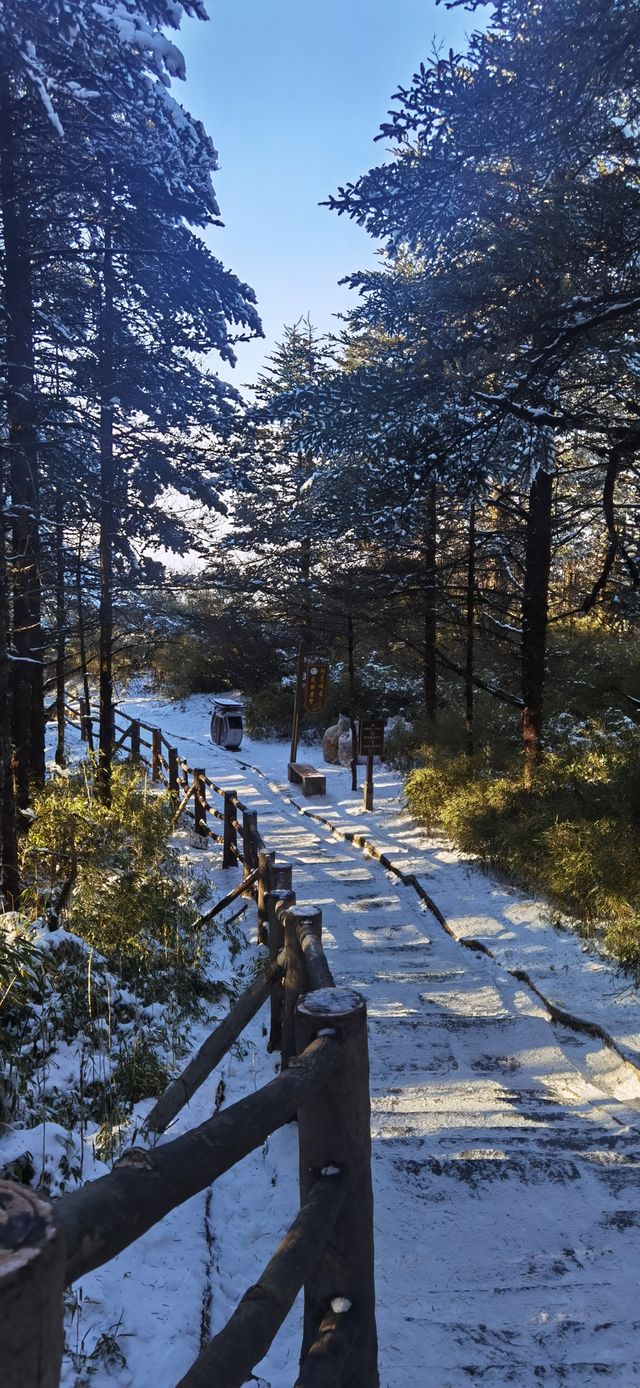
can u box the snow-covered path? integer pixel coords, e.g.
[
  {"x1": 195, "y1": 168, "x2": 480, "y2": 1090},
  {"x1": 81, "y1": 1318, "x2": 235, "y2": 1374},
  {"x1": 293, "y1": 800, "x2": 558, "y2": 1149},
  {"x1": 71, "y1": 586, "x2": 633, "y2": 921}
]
[{"x1": 116, "y1": 694, "x2": 640, "y2": 1386}]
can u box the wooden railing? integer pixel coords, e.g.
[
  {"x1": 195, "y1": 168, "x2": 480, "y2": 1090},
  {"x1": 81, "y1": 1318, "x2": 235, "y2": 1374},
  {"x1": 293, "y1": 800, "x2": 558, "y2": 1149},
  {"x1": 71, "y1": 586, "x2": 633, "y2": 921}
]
[
  {"x1": 0, "y1": 697, "x2": 378, "y2": 1387},
  {"x1": 62, "y1": 696, "x2": 272, "y2": 911}
]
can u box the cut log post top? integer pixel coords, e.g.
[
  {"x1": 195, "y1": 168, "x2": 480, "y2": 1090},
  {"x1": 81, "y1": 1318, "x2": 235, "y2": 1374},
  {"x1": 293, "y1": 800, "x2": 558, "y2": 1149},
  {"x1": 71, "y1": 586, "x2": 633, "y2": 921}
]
[
  {"x1": 272, "y1": 889, "x2": 297, "y2": 922},
  {"x1": 297, "y1": 985, "x2": 366, "y2": 1023},
  {"x1": 287, "y1": 907, "x2": 335, "y2": 993},
  {"x1": 270, "y1": 862, "x2": 293, "y2": 892}
]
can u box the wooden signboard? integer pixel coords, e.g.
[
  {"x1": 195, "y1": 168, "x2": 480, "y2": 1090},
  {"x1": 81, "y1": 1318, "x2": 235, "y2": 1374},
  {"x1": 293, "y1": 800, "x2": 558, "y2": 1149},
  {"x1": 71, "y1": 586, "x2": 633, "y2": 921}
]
[
  {"x1": 358, "y1": 718, "x2": 385, "y2": 758},
  {"x1": 304, "y1": 659, "x2": 329, "y2": 712}
]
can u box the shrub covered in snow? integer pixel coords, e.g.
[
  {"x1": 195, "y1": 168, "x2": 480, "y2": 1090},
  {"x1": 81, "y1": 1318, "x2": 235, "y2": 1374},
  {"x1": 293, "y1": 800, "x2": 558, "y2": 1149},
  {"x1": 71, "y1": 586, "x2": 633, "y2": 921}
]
[{"x1": 21, "y1": 765, "x2": 207, "y2": 1001}]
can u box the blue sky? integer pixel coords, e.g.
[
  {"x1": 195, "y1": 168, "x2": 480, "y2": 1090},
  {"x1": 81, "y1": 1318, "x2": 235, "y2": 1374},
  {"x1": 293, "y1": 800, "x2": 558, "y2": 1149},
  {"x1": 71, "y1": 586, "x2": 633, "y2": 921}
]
[{"x1": 177, "y1": 1, "x2": 478, "y2": 385}]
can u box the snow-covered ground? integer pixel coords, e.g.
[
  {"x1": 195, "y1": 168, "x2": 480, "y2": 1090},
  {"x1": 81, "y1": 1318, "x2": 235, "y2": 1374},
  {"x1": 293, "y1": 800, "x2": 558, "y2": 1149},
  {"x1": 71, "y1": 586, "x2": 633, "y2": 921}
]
[
  {"x1": 8, "y1": 690, "x2": 640, "y2": 1385},
  {"x1": 124, "y1": 691, "x2": 640, "y2": 1071},
  {"x1": 110, "y1": 689, "x2": 640, "y2": 1385}
]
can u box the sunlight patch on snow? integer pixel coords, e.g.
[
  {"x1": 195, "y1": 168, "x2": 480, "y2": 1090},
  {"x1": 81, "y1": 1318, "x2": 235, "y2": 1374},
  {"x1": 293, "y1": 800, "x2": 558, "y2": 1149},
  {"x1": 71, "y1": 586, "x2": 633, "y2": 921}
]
[
  {"x1": 353, "y1": 925, "x2": 431, "y2": 949},
  {"x1": 368, "y1": 999, "x2": 417, "y2": 1019},
  {"x1": 419, "y1": 985, "x2": 510, "y2": 1018},
  {"x1": 338, "y1": 900, "x2": 402, "y2": 916},
  {"x1": 503, "y1": 903, "x2": 546, "y2": 927},
  {"x1": 448, "y1": 914, "x2": 506, "y2": 938},
  {"x1": 293, "y1": 852, "x2": 350, "y2": 865},
  {"x1": 325, "y1": 866, "x2": 375, "y2": 881},
  {"x1": 292, "y1": 895, "x2": 338, "y2": 909}
]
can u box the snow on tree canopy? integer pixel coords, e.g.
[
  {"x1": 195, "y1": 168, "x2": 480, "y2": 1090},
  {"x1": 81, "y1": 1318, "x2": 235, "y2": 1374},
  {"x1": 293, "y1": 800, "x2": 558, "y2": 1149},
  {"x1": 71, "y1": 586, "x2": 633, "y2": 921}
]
[{"x1": 2, "y1": 0, "x2": 219, "y2": 222}]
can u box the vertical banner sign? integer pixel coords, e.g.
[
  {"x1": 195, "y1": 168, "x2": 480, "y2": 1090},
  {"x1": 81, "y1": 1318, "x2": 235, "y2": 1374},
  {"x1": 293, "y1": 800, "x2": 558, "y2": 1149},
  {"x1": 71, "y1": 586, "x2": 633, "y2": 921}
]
[{"x1": 304, "y1": 659, "x2": 329, "y2": 712}]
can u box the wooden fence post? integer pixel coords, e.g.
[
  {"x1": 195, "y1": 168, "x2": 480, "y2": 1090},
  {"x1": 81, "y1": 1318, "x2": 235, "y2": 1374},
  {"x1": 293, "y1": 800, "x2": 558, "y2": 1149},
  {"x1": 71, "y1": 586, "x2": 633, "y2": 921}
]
[
  {"x1": 363, "y1": 752, "x2": 374, "y2": 812},
  {"x1": 129, "y1": 719, "x2": 140, "y2": 765},
  {"x1": 273, "y1": 864, "x2": 293, "y2": 894},
  {"x1": 257, "y1": 850, "x2": 274, "y2": 946},
  {"x1": 222, "y1": 790, "x2": 237, "y2": 869},
  {"x1": 0, "y1": 1180, "x2": 65, "y2": 1388},
  {"x1": 282, "y1": 915, "x2": 308, "y2": 1070},
  {"x1": 242, "y1": 809, "x2": 258, "y2": 891},
  {"x1": 282, "y1": 907, "x2": 321, "y2": 1070},
  {"x1": 266, "y1": 863, "x2": 295, "y2": 1054},
  {"x1": 151, "y1": 728, "x2": 162, "y2": 782},
  {"x1": 194, "y1": 769, "x2": 207, "y2": 838},
  {"x1": 294, "y1": 987, "x2": 378, "y2": 1387},
  {"x1": 168, "y1": 747, "x2": 179, "y2": 804}
]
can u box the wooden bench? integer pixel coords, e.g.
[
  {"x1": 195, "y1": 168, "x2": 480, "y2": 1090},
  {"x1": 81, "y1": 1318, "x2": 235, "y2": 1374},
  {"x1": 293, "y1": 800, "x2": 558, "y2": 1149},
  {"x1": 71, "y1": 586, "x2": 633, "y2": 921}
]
[{"x1": 287, "y1": 762, "x2": 326, "y2": 796}]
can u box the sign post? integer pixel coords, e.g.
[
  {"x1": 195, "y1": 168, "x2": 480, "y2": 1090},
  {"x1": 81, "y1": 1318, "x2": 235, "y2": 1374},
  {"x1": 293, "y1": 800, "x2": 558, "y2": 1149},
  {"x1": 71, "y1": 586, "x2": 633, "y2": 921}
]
[
  {"x1": 289, "y1": 643, "x2": 306, "y2": 767},
  {"x1": 358, "y1": 718, "x2": 385, "y2": 812},
  {"x1": 289, "y1": 653, "x2": 329, "y2": 770},
  {"x1": 364, "y1": 753, "x2": 374, "y2": 812}
]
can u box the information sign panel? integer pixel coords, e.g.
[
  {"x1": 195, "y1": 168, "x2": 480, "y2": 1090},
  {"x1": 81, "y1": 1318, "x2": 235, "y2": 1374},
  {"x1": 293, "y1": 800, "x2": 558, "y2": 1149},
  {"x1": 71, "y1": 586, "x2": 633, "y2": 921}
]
[{"x1": 358, "y1": 718, "x2": 385, "y2": 758}]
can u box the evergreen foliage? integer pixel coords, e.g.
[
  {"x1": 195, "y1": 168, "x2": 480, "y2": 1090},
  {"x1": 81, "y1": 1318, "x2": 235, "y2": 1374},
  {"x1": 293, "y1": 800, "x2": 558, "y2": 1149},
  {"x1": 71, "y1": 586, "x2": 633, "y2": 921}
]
[
  {"x1": 3, "y1": 0, "x2": 640, "y2": 1042},
  {"x1": 22, "y1": 765, "x2": 207, "y2": 997},
  {"x1": 406, "y1": 728, "x2": 640, "y2": 974},
  {"x1": 0, "y1": 0, "x2": 261, "y2": 887}
]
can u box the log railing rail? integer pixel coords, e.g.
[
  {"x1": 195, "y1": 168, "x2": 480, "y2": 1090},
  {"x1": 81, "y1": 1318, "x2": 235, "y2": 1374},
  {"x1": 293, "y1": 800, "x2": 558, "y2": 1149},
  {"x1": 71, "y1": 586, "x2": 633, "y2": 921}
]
[{"x1": 4, "y1": 695, "x2": 379, "y2": 1386}]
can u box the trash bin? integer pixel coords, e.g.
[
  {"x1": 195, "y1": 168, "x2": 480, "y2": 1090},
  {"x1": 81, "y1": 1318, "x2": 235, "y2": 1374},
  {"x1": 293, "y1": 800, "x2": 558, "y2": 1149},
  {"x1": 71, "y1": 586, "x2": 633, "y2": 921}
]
[{"x1": 210, "y1": 699, "x2": 243, "y2": 750}]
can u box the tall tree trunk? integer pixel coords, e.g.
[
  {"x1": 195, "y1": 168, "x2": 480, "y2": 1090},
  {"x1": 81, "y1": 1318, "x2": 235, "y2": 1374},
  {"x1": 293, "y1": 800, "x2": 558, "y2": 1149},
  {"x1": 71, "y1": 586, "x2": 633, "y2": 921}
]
[
  {"x1": 288, "y1": 528, "x2": 313, "y2": 765},
  {"x1": 300, "y1": 530, "x2": 312, "y2": 647},
  {"x1": 521, "y1": 465, "x2": 553, "y2": 787},
  {"x1": 28, "y1": 510, "x2": 45, "y2": 787},
  {"x1": 97, "y1": 181, "x2": 115, "y2": 805},
  {"x1": 0, "y1": 71, "x2": 41, "y2": 809},
  {"x1": 0, "y1": 501, "x2": 19, "y2": 909},
  {"x1": 54, "y1": 486, "x2": 66, "y2": 766},
  {"x1": 76, "y1": 545, "x2": 94, "y2": 753},
  {"x1": 465, "y1": 502, "x2": 476, "y2": 756},
  {"x1": 582, "y1": 440, "x2": 640, "y2": 614},
  {"x1": 347, "y1": 609, "x2": 358, "y2": 792},
  {"x1": 423, "y1": 478, "x2": 437, "y2": 724}
]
